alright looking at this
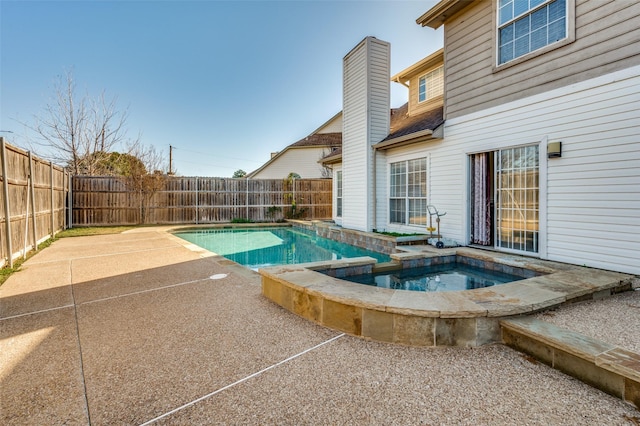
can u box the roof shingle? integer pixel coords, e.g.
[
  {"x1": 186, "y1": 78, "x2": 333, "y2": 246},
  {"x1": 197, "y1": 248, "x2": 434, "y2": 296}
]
[
  {"x1": 383, "y1": 103, "x2": 444, "y2": 142},
  {"x1": 289, "y1": 132, "x2": 342, "y2": 148}
]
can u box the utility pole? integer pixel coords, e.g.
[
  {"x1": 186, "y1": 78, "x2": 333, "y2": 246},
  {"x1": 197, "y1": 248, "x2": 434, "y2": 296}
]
[{"x1": 169, "y1": 145, "x2": 173, "y2": 175}]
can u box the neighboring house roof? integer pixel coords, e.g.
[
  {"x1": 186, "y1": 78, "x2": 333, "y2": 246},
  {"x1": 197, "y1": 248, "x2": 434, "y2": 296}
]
[
  {"x1": 319, "y1": 146, "x2": 342, "y2": 165},
  {"x1": 289, "y1": 132, "x2": 342, "y2": 148},
  {"x1": 247, "y1": 111, "x2": 342, "y2": 178},
  {"x1": 308, "y1": 111, "x2": 343, "y2": 135},
  {"x1": 247, "y1": 132, "x2": 341, "y2": 178}
]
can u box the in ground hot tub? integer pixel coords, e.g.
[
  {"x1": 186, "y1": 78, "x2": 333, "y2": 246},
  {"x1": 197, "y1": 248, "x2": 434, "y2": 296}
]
[
  {"x1": 259, "y1": 248, "x2": 633, "y2": 347},
  {"x1": 334, "y1": 254, "x2": 531, "y2": 292}
]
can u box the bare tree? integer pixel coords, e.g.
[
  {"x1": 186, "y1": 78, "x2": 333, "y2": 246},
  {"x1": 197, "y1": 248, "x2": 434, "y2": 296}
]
[
  {"x1": 26, "y1": 70, "x2": 133, "y2": 174},
  {"x1": 319, "y1": 149, "x2": 333, "y2": 178},
  {"x1": 127, "y1": 140, "x2": 167, "y2": 175},
  {"x1": 124, "y1": 141, "x2": 169, "y2": 224}
]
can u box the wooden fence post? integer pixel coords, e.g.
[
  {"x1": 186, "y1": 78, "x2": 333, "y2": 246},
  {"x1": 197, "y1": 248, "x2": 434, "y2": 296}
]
[
  {"x1": 50, "y1": 161, "x2": 55, "y2": 237},
  {"x1": 68, "y1": 172, "x2": 72, "y2": 229},
  {"x1": 28, "y1": 151, "x2": 38, "y2": 252},
  {"x1": 195, "y1": 177, "x2": 199, "y2": 225},
  {"x1": 1, "y1": 137, "x2": 13, "y2": 267}
]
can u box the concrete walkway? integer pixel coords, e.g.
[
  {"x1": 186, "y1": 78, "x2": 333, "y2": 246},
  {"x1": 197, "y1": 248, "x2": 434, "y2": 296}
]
[{"x1": 1, "y1": 228, "x2": 638, "y2": 425}]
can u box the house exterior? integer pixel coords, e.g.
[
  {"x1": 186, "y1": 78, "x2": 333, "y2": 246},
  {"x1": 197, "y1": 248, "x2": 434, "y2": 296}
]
[
  {"x1": 328, "y1": 0, "x2": 640, "y2": 275},
  {"x1": 246, "y1": 112, "x2": 341, "y2": 179},
  {"x1": 324, "y1": 39, "x2": 445, "y2": 231}
]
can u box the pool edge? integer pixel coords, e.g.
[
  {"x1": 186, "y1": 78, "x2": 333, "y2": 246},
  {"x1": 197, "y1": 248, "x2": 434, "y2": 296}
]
[{"x1": 259, "y1": 247, "x2": 634, "y2": 347}]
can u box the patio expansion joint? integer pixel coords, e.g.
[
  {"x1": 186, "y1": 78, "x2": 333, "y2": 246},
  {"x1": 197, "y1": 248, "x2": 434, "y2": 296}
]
[
  {"x1": 138, "y1": 333, "x2": 346, "y2": 426},
  {"x1": 77, "y1": 276, "x2": 216, "y2": 307},
  {"x1": 0, "y1": 304, "x2": 76, "y2": 321},
  {"x1": 69, "y1": 260, "x2": 93, "y2": 425},
  {"x1": 2, "y1": 260, "x2": 214, "y2": 320},
  {"x1": 30, "y1": 245, "x2": 186, "y2": 265}
]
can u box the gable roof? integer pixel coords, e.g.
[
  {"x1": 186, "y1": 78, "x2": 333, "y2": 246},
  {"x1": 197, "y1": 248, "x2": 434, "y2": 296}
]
[
  {"x1": 246, "y1": 110, "x2": 342, "y2": 178},
  {"x1": 391, "y1": 48, "x2": 444, "y2": 86},
  {"x1": 289, "y1": 132, "x2": 342, "y2": 148},
  {"x1": 309, "y1": 111, "x2": 342, "y2": 135},
  {"x1": 247, "y1": 132, "x2": 341, "y2": 178}
]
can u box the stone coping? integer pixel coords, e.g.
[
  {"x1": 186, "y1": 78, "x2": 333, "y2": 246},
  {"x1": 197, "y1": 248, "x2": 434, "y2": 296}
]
[
  {"x1": 259, "y1": 247, "x2": 634, "y2": 346},
  {"x1": 260, "y1": 247, "x2": 632, "y2": 319},
  {"x1": 169, "y1": 222, "x2": 293, "y2": 232},
  {"x1": 501, "y1": 317, "x2": 639, "y2": 409}
]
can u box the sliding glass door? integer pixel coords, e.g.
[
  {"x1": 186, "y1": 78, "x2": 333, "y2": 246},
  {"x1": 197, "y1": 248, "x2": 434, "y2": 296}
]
[
  {"x1": 496, "y1": 145, "x2": 539, "y2": 253},
  {"x1": 470, "y1": 145, "x2": 539, "y2": 254}
]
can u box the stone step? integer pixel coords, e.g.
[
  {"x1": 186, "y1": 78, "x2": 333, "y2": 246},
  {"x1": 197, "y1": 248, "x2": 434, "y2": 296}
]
[{"x1": 500, "y1": 316, "x2": 639, "y2": 409}]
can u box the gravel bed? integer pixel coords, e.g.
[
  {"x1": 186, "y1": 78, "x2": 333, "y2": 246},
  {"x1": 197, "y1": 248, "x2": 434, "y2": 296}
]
[
  {"x1": 533, "y1": 289, "x2": 640, "y2": 353},
  {"x1": 159, "y1": 338, "x2": 640, "y2": 425}
]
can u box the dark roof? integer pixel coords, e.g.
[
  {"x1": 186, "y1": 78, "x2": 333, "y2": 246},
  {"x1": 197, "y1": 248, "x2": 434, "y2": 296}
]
[
  {"x1": 289, "y1": 132, "x2": 342, "y2": 148},
  {"x1": 383, "y1": 103, "x2": 444, "y2": 142},
  {"x1": 319, "y1": 147, "x2": 342, "y2": 164},
  {"x1": 319, "y1": 104, "x2": 444, "y2": 164}
]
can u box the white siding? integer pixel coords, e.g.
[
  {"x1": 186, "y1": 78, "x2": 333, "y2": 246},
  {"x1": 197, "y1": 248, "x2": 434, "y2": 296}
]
[
  {"x1": 437, "y1": 65, "x2": 640, "y2": 275},
  {"x1": 250, "y1": 147, "x2": 328, "y2": 179},
  {"x1": 376, "y1": 140, "x2": 460, "y2": 237},
  {"x1": 373, "y1": 150, "x2": 388, "y2": 229},
  {"x1": 342, "y1": 37, "x2": 390, "y2": 231}
]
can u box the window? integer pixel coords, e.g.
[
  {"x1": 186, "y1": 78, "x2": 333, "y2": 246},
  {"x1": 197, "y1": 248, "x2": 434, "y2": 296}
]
[
  {"x1": 336, "y1": 170, "x2": 343, "y2": 217},
  {"x1": 389, "y1": 158, "x2": 427, "y2": 226},
  {"x1": 418, "y1": 66, "x2": 443, "y2": 103},
  {"x1": 498, "y1": 0, "x2": 567, "y2": 65}
]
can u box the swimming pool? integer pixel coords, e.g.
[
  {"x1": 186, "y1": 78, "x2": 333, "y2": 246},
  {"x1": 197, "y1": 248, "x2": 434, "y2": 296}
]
[{"x1": 173, "y1": 227, "x2": 390, "y2": 269}]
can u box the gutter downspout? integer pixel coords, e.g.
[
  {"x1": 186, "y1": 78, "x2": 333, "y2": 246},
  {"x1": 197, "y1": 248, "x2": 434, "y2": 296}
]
[{"x1": 372, "y1": 145, "x2": 377, "y2": 232}]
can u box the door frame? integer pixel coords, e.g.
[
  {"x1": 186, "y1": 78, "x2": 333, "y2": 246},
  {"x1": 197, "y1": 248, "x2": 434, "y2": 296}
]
[{"x1": 466, "y1": 140, "x2": 547, "y2": 258}]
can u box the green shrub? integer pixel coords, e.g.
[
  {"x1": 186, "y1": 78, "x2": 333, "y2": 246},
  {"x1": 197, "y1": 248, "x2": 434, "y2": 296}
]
[{"x1": 231, "y1": 218, "x2": 253, "y2": 223}]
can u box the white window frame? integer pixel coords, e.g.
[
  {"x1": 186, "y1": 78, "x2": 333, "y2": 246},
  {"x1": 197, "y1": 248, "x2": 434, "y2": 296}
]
[
  {"x1": 495, "y1": 144, "x2": 540, "y2": 254},
  {"x1": 493, "y1": 0, "x2": 575, "y2": 70},
  {"x1": 389, "y1": 157, "x2": 428, "y2": 227},
  {"x1": 418, "y1": 66, "x2": 444, "y2": 103}
]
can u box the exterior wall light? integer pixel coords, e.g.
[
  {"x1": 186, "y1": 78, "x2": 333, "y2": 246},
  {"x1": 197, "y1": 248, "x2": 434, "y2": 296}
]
[{"x1": 547, "y1": 141, "x2": 562, "y2": 158}]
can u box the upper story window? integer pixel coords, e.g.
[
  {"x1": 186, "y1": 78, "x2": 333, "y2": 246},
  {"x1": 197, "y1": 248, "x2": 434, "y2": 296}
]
[
  {"x1": 498, "y1": 0, "x2": 567, "y2": 65},
  {"x1": 418, "y1": 66, "x2": 443, "y2": 103}
]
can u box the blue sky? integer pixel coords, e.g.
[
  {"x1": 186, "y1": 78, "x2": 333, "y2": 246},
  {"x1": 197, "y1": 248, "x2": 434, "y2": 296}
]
[{"x1": 1, "y1": 0, "x2": 442, "y2": 177}]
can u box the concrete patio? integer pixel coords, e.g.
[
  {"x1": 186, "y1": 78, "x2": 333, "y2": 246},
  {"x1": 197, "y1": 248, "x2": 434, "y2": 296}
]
[{"x1": 1, "y1": 227, "x2": 638, "y2": 425}]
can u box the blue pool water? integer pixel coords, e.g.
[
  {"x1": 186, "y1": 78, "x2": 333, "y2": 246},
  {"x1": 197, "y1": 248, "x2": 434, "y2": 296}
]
[
  {"x1": 173, "y1": 227, "x2": 390, "y2": 269},
  {"x1": 342, "y1": 262, "x2": 524, "y2": 292}
]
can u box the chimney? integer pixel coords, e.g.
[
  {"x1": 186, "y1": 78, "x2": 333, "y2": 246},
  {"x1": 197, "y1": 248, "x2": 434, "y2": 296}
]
[{"x1": 341, "y1": 37, "x2": 390, "y2": 232}]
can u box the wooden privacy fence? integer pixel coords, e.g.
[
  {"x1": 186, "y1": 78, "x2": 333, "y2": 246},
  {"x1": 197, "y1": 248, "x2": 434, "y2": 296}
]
[
  {"x1": 1, "y1": 138, "x2": 70, "y2": 268},
  {"x1": 72, "y1": 176, "x2": 332, "y2": 226}
]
